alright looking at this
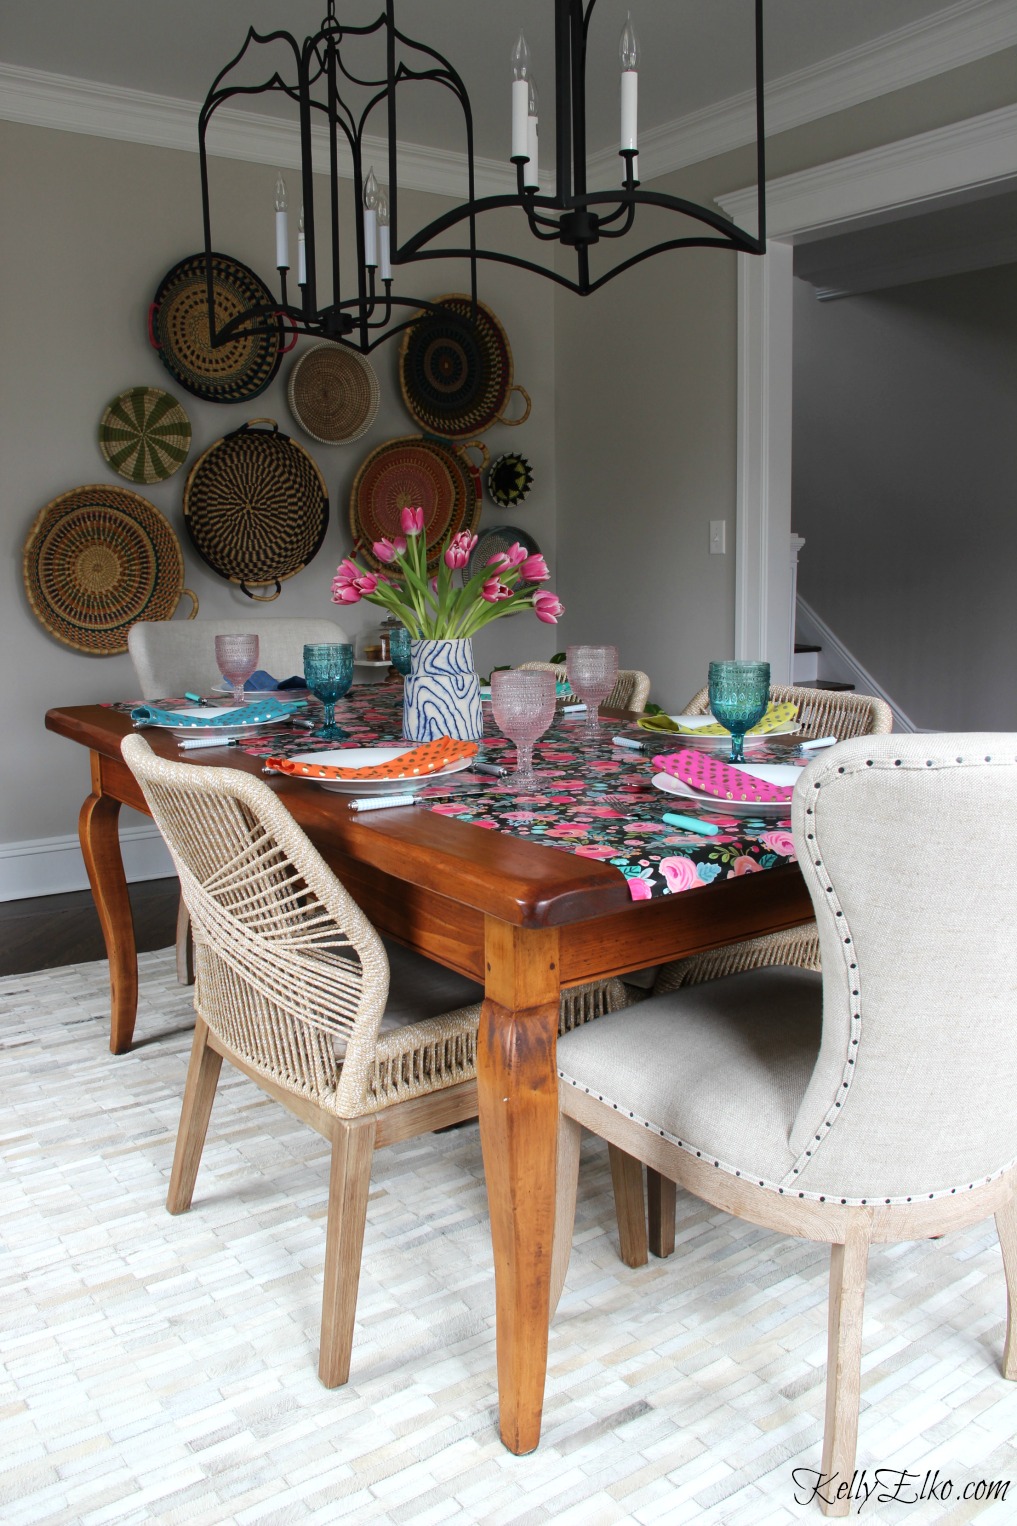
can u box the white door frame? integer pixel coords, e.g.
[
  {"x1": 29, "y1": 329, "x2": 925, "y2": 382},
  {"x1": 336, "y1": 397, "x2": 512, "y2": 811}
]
[{"x1": 718, "y1": 103, "x2": 1017, "y2": 683}]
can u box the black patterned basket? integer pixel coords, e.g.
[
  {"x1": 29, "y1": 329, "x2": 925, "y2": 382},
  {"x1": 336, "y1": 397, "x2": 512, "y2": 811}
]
[
  {"x1": 23, "y1": 484, "x2": 198, "y2": 655},
  {"x1": 399, "y1": 295, "x2": 531, "y2": 440},
  {"x1": 183, "y1": 420, "x2": 329, "y2": 600},
  {"x1": 149, "y1": 252, "x2": 284, "y2": 404}
]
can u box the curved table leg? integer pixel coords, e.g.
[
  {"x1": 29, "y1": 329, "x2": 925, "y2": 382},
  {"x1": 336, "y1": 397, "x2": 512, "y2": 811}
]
[
  {"x1": 79, "y1": 785, "x2": 138, "y2": 1054},
  {"x1": 477, "y1": 920, "x2": 560, "y2": 1455}
]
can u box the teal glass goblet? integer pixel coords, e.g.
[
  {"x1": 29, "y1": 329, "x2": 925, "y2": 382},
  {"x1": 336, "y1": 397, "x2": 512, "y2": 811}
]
[
  {"x1": 388, "y1": 625, "x2": 412, "y2": 677},
  {"x1": 708, "y1": 660, "x2": 770, "y2": 764},
  {"x1": 303, "y1": 643, "x2": 354, "y2": 740}
]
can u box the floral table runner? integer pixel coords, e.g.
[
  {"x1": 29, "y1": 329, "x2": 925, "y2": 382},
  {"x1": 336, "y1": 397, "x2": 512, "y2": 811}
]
[{"x1": 122, "y1": 681, "x2": 800, "y2": 902}]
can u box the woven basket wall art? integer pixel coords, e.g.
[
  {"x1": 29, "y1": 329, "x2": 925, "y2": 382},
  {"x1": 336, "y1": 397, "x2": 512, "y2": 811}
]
[
  {"x1": 487, "y1": 452, "x2": 533, "y2": 508},
  {"x1": 287, "y1": 344, "x2": 380, "y2": 444},
  {"x1": 399, "y1": 295, "x2": 531, "y2": 440},
  {"x1": 183, "y1": 420, "x2": 329, "y2": 600},
  {"x1": 466, "y1": 525, "x2": 542, "y2": 583},
  {"x1": 149, "y1": 252, "x2": 284, "y2": 404},
  {"x1": 98, "y1": 387, "x2": 192, "y2": 483},
  {"x1": 351, "y1": 435, "x2": 488, "y2": 571},
  {"x1": 23, "y1": 485, "x2": 198, "y2": 656}
]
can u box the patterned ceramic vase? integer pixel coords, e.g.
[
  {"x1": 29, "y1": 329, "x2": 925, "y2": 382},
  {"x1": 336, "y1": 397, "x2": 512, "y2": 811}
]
[{"x1": 402, "y1": 638, "x2": 483, "y2": 742}]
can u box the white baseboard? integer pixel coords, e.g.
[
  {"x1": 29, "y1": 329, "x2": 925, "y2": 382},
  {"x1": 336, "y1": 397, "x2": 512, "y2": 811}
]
[
  {"x1": 795, "y1": 596, "x2": 922, "y2": 732},
  {"x1": 0, "y1": 825, "x2": 174, "y2": 902}
]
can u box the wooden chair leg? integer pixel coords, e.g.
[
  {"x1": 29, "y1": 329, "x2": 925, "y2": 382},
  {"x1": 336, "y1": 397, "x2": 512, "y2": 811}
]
[
  {"x1": 167, "y1": 1017, "x2": 222, "y2": 1214},
  {"x1": 175, "y1": 889, "x2": 194, "y2": 986},
  {"x1": 318, "y1": 1116, "x2": 377, "y2": 1388},
  {"x1": 608, "y1": 1143, "x2": 648, "y2": 1269},
  {"x1": 550, "y1": 1114, "x2": 582, "y2": 1318},
  {"x1": 995, "y1": 1194, "x2": 1017, "y2": 1379},
  {"x1": 647, "y1": 1169, "x2": 677, "y2": 1258},
  {"x1": 820, "y1": 1216, "x2": 871, "y2": 1518}
]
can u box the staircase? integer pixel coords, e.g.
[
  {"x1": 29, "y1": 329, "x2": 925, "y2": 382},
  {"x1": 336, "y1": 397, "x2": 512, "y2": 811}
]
[{"x1": 792, "y1": 642, "x2": 854, "y2": 691}]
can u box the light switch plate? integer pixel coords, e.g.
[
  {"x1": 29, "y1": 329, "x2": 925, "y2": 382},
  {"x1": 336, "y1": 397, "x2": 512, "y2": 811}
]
[{"x1": 709, "y1": 519, "x2": 726, "y2": 555}]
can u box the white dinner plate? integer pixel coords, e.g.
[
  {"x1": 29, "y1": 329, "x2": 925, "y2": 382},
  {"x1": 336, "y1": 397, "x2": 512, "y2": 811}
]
[
  {"x1": 283, "y1": 746, "x2": 475, "y2": 795},
  {"x1": 651, "y1": 761, "x2": 800, "y2": 818},
  {"x1": 212, "y1": 683, "x2": 301, "y2": 702},
  {"x1": 146, "y1": 705, "x2": 292, "y2": 741}
]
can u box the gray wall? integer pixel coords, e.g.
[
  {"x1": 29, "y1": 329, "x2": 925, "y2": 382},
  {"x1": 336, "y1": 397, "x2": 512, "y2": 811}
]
[
  {"x1": 1, "y1": 123, "x2": 556, "y2": 862},
  {"x1": 551, "y1": 47, "x2": 1017, "y2": 714},
  {"x1": 792, "y1": 263, "x2": 1017, "y2": 729}
]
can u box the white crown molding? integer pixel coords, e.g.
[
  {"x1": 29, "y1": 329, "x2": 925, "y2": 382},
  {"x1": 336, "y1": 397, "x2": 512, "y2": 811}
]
[
  {"x1": 588, "y1": 0, "x2": 1017, "y2": 186},
  {"x1": 718, "y1": 104, "x2": 1017, "y2": 238},
  {"x1": 0, "y1": 62, "x2": 516, "y2": 200},
  {"x1": 0, "y1": 825, "x2": 173, "y2": 902},
  {"x1": 808, "y1": 224, "x2": 1017, "y2": 300},
  {"x1": 4, "y1": 0, "x2": 1016, "y2": 194}
]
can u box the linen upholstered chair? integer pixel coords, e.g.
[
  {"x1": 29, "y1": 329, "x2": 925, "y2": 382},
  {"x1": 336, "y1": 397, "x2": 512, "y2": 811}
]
[
  {"x1": 121, "y1": 734, "x2": 630, "y2": 1386},
  {"x1": 549, "y1": 734, "x2": 1017, "y2": 1515},
  {"x1": 647, "y1": 683, "x2": 895, "y2": 1239},
  {"x1": 517, "y1": 660, "x2": 651, "y2": 713},
  {"x1": 128, "y1": 615, "x2": 350, "y2": 699},
  {"x1": 128, "y1": 616, "x2": 349, "y2": 983}
]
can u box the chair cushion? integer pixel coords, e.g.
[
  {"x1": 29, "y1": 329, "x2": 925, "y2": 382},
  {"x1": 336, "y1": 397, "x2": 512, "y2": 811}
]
[{"x1": 556, "y1": 967, "x2": 822, "y2": 1189}]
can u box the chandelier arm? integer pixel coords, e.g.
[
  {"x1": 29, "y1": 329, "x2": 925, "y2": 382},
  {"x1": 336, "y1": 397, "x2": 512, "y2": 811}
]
[{"x1": 594, "y1": 200, "x2": 635, "y2": 234}]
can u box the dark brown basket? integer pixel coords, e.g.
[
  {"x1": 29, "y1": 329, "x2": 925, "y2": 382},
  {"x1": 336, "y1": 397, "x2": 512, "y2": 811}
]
[
  {"x1": 399, "y1": 295, "x2": 531, "y2": 440},
  {"x1": 183, "y1": 420, "x2": 329, "y2": 600},
  {"x1": 23, "y1": 484, "x2": 198, "y2": 655}
]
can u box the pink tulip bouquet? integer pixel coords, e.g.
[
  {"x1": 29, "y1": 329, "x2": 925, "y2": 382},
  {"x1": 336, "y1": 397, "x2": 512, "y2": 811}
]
[{"x1": 332, "y1": 507, "x2": 564, "y2": 638}]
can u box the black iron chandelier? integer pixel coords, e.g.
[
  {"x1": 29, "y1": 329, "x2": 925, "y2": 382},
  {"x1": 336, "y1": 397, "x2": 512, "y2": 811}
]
[{"x1": 198, "y1": 0, "x2": 766, "y2": 355}]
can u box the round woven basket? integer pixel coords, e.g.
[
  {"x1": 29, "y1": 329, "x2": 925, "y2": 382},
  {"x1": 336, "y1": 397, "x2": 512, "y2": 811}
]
[
  {"x1": 149, "y1": 252, "x2": 283, "y2": 404},
  {"x1": 98, "y1": 387, "x2": 191, "y2": 483},
  {"x1": 399, "y1": 295, "x2": 531, "y2": 440},
  {"x1": 487, "y1": 452, "x2": 533, "y2": 508},
  {"x1": 23, "y1": 484, "x2": 198, "y2": 655},
  {"x1": 287, "y1": 344, "x2": 380, "y2": 444},
  {"x1": 183, "y1": 420, "x2": 329, "y2": 600},
  {"x1": 351, "y1": 435, "x2": 487, "y2": 571},
  {"x1": 466, "y1": 524, "x2": 542, "y2": 582}
]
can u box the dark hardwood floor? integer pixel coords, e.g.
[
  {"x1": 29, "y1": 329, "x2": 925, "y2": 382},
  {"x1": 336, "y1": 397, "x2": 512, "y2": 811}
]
[{"x1": 0, "y1": 878, "x2": 180, "y2": 976}]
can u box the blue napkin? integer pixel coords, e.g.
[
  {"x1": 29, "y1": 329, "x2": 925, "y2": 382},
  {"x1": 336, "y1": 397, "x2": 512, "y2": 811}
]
[
  {"x1": 245, "y1": 669, "x2": 307, "y2": 691},
  {"x1": 132, "y1": 697, "x2": 307, "y2": 728}
]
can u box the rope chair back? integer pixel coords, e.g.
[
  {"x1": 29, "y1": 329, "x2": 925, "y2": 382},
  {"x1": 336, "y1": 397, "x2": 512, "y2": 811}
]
[
  {"x1": 681, "y1": 682, "x2": 892, "y2": 739},
  {"x1": 518, "y1": 661, "x2": 651, "y2": 712},
  {"x1": 121, "y1": 735, "x2": 388, "y2": 1115}
]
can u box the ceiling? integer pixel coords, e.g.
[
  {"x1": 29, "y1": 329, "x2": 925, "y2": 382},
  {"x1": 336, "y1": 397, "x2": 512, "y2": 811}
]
[{"x1": 1, "y1": 1, "x2": 971, "y2": 161}]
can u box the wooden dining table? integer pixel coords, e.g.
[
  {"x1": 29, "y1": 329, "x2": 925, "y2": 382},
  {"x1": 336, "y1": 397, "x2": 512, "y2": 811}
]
[{"x1": 46, "y1": 701, "x2": 814, "y2": 1455}]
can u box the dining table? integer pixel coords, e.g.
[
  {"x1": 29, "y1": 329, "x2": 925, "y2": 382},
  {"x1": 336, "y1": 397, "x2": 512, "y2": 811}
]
[{"x1": 45, "y1": 685, "x2": 814, "y2": 1456}]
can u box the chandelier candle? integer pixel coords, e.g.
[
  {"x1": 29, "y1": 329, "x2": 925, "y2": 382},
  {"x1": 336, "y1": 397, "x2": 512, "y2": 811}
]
[
  {"x1": 511, "y1": 34, "x2": 530, "y2": 160},
  {"x1": 620, "y1": 14, "x2": 639, "y2": 152},
  {"x1": 274, "y1": 176, "x2": 289, "y2": 270}
]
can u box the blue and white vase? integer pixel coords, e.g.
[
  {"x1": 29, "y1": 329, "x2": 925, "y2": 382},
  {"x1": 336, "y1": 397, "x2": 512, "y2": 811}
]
[{"x1": 402, "y1": 637, "x2": 483, "y2": 742}]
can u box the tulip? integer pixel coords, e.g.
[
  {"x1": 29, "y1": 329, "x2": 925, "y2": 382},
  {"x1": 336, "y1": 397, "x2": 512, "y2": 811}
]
[
  {"x1": 331, "y1": 581, "x2": 363, "y2": 605},
  {"x1": 481, "y1": 576, "x2": 513, "y2": 602},
  {"x1": 518, "y1": 553, "x2": 549, "y2": 583},
  {"x1": 333, "y1": 556, "x2": 362, "y2": 588},
  {"x1": 444, "y1": 531, "x2": 478, "y2": 570},
  {"x1": 373, "y1": 535, "x2": 406, "y2": 563},
  {"x1": 356, "y1": 571, "x2": 381, "y2": 595},
  {"x1": 533, "y1": 590, "x2": 564, "y2": 623},
  {"x1": 400, "y1": 505, "x2": 425, "y2": 535},
  {"x1": 502, "y1": 541, "x2": 529, "y2": 567},
  {"x1": 485, "y1": 551, "x2": 510, "y2": 571}
]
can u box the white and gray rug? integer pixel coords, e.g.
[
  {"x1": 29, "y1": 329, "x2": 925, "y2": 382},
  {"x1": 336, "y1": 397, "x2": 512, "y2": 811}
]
[{"x1": 2, "y1": 951, "x2": 1016, "y2": 1525}]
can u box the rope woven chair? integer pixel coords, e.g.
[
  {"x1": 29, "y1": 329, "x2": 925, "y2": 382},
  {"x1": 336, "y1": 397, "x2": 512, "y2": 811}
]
[
  {"x1": 121, "y1": 734, "x2": 632, "y2": 1386},
  {"x1": 648, "y1": 683, "x2": 893, "y2": 1253},
  {"x1": 517, "y1": 660, "x2": 651, "y2": 713},
  {"x1": 550, "y1": 735, "x2": 1017, "y2": 1517},
  {"x1": 128, "y1": 616, "x2": 350, "y2": 985}
]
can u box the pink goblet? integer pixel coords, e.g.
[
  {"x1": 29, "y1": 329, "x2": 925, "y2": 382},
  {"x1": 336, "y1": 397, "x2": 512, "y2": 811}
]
[
  {"x1": 214, "y1": 633, "x2": 259, "y2": 706},
  {"x1": 566, "y1": 644, "x2": 619, "y2": 734},
  {"x1": 490, "y1": 669, "x2": 557, "y2": 789}
]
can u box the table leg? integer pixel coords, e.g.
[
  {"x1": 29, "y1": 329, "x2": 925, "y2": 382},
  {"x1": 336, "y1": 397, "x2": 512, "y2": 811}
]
[
  {"x1": 477, "y1": 919, "x2": 561, "y2": 1455},
  {"x1": 78, "y1": 766, "x2": 138, "y2": 1055}
]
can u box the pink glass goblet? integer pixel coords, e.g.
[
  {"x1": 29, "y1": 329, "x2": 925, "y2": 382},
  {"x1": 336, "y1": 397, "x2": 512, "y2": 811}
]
[
  {"x1": 214, "y1": 633, "x2": 259, "y2": 706},
  {"x1": 490, "y1": 669, "x2": 557, "y2": 789},
  {"x1": 566, "y1": 644, "x2": 619, "y2": 735}
]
